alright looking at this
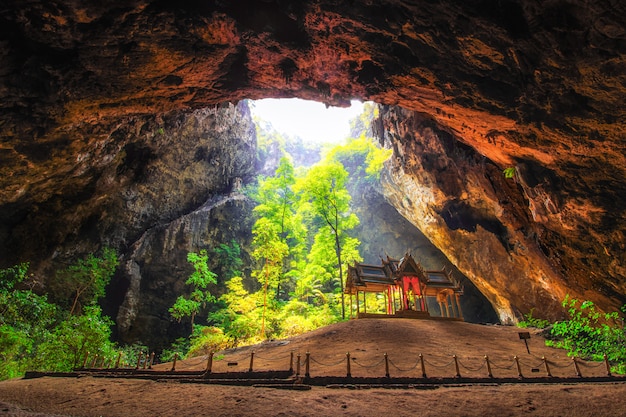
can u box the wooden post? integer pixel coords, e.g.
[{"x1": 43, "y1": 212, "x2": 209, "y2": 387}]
[
  {"x1": 114, "y1": 352, "x2": 122, "y2": 369},
  {"x1": 453, "y1": 355, "x2": 461, "y2": 378},
  {"x1": 543, "y1": 356, "x2": 552, "y2": 377},
  {"x1": 346, "y1": 352, "x2": 352, "y2": 378},
  {"x1": 419, "y1": 353, "x2": 427, "y2": 378},
  {"x1": 289, "y1": 351, "x2": 294, "y2": 373},
  {"x1": 91, "y1": 354, "x2": 99, "y2": 368},
  {"x1": 205, "y1": 352, "x2": 214, "y2": 374},
  {"x1": 514, "y1": 356, "x2": 523, "y2": 378},
  {"x1": 249, "y1": 351, "x2": 255, "y2": 372},
  {"x1": 148, "y1": 352, "x2": 155, "y2": 369},
  {"x1": 142, "y1": 353, "x2": 148, "y2": 369},
  {"x1": 573, "y1": 357, "x2": 581, "y2": 377},
  {"x1": 171, "y1": 353, "x2": 178, "y2": 372},
  {"x1": 384, "y1": 353, "x2": 390, "y2": 378},
  {"x1": 356, "y1": 291, "x2": 360, "y2": 315},
  {"x1": 604, "y1": 354, "x2": 612, "y2": 376},
  {"x1": 350, "y1": 293, "x2": 354, "y2": 318},
  {"x1": 136, "y1": 352, "x2": 143, "y2": 369},
  {"x1": 305, "y1": 352, "x2": 310, "y2": 378},
  {"x1": 296, "y1": 353, "x2": 301, "y2": 377},
  {"x1": 82, "y1": 352, "x2": 90, "y2": 369},
  {"x1": 485, "y1": 355, "x2": 493, "y2": 378},
  {"x1": 363, "y1": 292, "x2": 367, "y2": 313}
]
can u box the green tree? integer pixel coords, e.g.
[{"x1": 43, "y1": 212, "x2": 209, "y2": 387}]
[
  {"x1": 252, "y1": 217, "x2": 289, "y2": 338},
  {"x1": 0, "y1": 263, "x2": 57, "y2": 379},
  {"x1": 52, "y1": 247, "x2": 119, "y2": 315},
  {"x1": 211, "y1": 276, "x2": 263, "y2": 345},
  {"x1": 213, "y1": 240, "x2": 243, "y2": 281},
  {"x1": 295, "y1": 161, "x2": 361, "y2": 319},
  {"x1": 252, "y1": 157, "x2": 308, "y2": 300},
  {"x1": 37, "y1": 305, "x2": 114, "y2": 371},
  {"x1": 169, "y1": 250, "x2": 217, "y2": 328}
]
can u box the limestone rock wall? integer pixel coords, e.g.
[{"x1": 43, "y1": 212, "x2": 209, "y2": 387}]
[{"x1": 377, "y1": 105, "x2": 623, "y2": 322}]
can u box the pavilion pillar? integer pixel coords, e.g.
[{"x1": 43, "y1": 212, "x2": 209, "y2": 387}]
[
  {"x1": 363, "y1": 291, "x2": 367, "y2": 313},
  {"x1": 356, "y1": 291, "x2": 360, "y2": 315},
  {"x1": 350, "y1": 293, "x2": 354, "y2": 318},
  {"x1": 455, "y1": 293, "x2": 464, "y2": 320}
]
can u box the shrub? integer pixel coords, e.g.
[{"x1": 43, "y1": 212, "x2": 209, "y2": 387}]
[
  {"x1": 546, "y1": 296, "x2": 625, "y2": 374},
  {"x1": 518, "y1": 308, "x2": 550, "y2": 329}
]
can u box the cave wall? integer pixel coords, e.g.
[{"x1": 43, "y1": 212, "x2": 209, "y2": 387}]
[{"x1": 1, "y1": 0, "x2": 625, "y2": 324}]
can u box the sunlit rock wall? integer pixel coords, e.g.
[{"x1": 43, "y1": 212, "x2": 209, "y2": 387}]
[{"x1": 377, "y1": 105, "x2": 623, "y2": 322}]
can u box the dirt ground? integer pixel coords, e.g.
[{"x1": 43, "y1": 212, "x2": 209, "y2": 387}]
[{"x1": 1, "y1": 319, "x2": 625, "y2": 417}]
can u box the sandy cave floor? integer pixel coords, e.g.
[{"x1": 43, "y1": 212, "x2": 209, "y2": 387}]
[{"x1": 0, "y1": 319, "x2": 624, "y2": 417}]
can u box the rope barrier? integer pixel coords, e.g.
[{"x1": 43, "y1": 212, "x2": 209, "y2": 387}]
[
  {"x1": 578, "y1": 360, "x2": 606, "y2": 368},
  {"x1": 387, "y1": 357, "x2": 421, "y2": 373},
  {"x1": 73, "y1": 346, "x2": 624, "y2": 381},
  {"x1": 309, "y1": 355, "x2": 347, "y2": 367},
  {"x1": 423, "y1": 357, "x2": 456, "y2": 369},
  {"x1": 457, "y1": 358, "x2": 487, "y2": 373},
  {"x1": 488, "y1": 358, "x2": 517, "y2": 370},
  {"x1": 548, "y1": 360, "x2": 575, "y2": 369},
  {"x1": 517, "y1": 358, "x2": 546, "y2": 369},
  {"x1": 253, "y1": 352, "x2": 293, "y2": 361},
  {"x1": 352, "y1": 357, "x2": 385, "y2": 369}
]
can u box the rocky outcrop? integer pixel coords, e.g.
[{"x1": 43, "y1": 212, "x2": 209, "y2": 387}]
[
  {"x1": 113, "y1": 193, "x2": 255, "y2": 349},
  {"x1": 1, "y1": 0, "x2": 625, "y2": 325}
]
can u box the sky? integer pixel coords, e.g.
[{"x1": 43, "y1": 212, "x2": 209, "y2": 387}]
[{"x1": 250, "y1": 98, "x2": 365, "y2": 144}]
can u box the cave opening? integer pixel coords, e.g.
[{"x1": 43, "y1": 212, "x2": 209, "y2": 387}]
[
  {"x1": 246, "y1": 97, "x2": 499, "y2": 325},
  {"x1": 250, "y1": 98, "x2": 366, "y2": 145}
]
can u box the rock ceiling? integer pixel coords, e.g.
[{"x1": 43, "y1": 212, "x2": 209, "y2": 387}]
[{"x1": 1, "y1": 0, "x2": 625, "y2": 321}]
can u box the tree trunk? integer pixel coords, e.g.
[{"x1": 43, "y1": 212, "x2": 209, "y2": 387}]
[{"x1": 334, "y1": 232, "x2": 345, "y2": 319}]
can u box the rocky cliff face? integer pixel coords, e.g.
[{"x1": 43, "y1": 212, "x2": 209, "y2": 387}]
[
  {"x1": 1, "y1": 100, "x2": 257, "y2": 347},
  {"x1": 1, "y1": 0, "x2": 625, "y2": 327}
]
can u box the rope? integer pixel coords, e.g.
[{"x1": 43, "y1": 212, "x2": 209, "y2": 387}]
[
  {"x1": 578, "y1": 360, "x2": 606, "y2": 369},
  {"x1": 423, "y1": 357, "x2": 456, "y2": 369},
  {"x1": 221, "y1": 352, "x2": 252, "y2": 362},
  {"x1": 517, "y1": 358, "x2": 546, "y2": 369},
  {"x1": 388, "y1": 357, "x2": 421, "y2": 372},
  {"x1": 253, "y1": 352, "x2": 293, "y2": 362},
  {"x1": 458, "y1": 359, "x2": 487, "y2": 373},
  {"x1": 489, "y1": 358, "x2": 516, "y2": 370},
  {"x1": 309, "y1": 355, "x2": 346, "y2": 367},
  {"x1": 352, "y1": 357, "x2": 385, "y2": 369},
  {"x1": 548, "y1": 360, "x2": 575, "y2": 369},
  {"x1": 175, "y1": 355, "x2": 207, "y2": 369}
]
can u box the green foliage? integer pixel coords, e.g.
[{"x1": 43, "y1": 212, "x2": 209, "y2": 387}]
[
  {"x1": 213, "y1": 240, "x2": 243, "y2": 281},
  {"x1": 117, "y1": 343, "x2": 150, "y2": 367},
  {"x1": 517, "y1": 308, "x2": 550, "y2": 329},
  {"x1": 294, "y1": 159, "x2": 362, "y2": 319},
  {"x1": 503, "y1": 166, "x2": 516, "y2": 179},
  {"x1": 328, "y1": 134, "x2": 392, "y2": 183},
  {"x1": 159, "y1": 338, "x2": 188, "y2": 363},
  {"x1": 169, "y1": 249, "x2": 217, "y2": 327},
  {"x1": 187, "y1": 326, "x2": 230, "y2": 357},
  {"x1": 36, "y1": 305, "x2": 114, "y2": 371},
  {"x1": 545, "y1": 296, "x2": 625, "y2": 374},
  {"x1": 1, "y1": 263, "x2": 58, "y2": 379},
  {"x1": 51, "y1": 247, "x2": 119, "y2": 315}
]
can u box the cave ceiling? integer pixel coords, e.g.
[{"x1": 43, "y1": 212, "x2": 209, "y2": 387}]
[{"x1": 1, "y1": 0, "x2": 625, "y2": 321}]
